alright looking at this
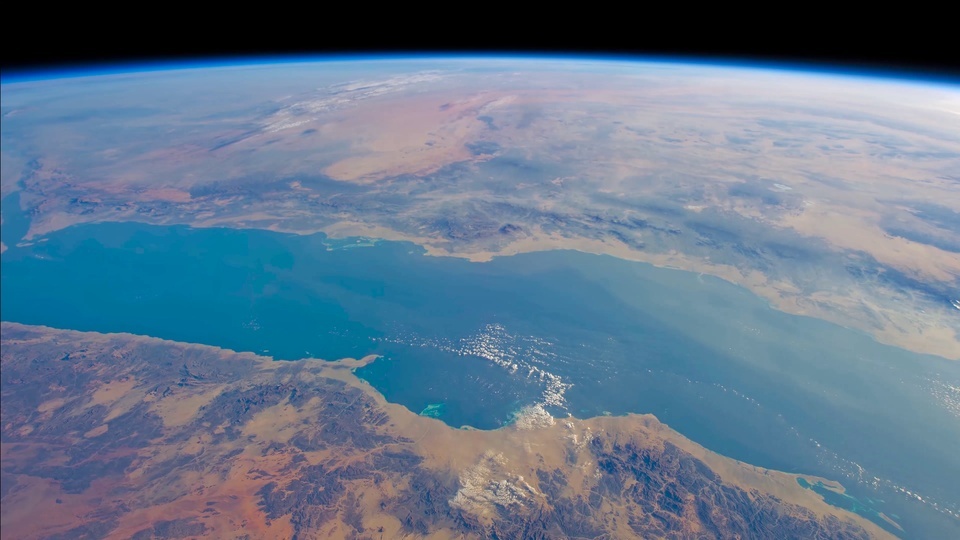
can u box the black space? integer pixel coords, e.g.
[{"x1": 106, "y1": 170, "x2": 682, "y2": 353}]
[{"x1": 2, "y1": 11, "x2": 958, "y2": 81}]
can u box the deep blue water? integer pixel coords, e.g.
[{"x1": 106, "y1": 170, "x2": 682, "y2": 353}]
[
  {"x1": 1, "y1": 221, "x2": 958, "y2": 538},
  {"x1": 0, "y1": 193, "x2": 30, "y2": 249}
]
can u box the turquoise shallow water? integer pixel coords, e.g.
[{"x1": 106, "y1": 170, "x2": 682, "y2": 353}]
[{"x1": 1, "y1": 220, "x2": 958, "y2": 538}]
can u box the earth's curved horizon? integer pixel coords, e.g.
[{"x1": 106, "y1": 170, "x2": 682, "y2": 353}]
[{"x1": 2, "y1": 56, "x2": 958, "y2": 539}]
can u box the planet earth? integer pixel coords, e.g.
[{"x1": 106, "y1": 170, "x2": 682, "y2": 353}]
[{"x1": 1, "y1": 57, "x2": 958, "y2": 539}]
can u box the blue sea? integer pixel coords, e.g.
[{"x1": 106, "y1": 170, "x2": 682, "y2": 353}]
[{"x1": 1, "y1": 219, "x2": 958, "y2": 538}]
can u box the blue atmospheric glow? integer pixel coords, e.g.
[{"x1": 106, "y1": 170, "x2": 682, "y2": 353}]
[{"x1": 3, "y1": 52, "x2": 958, "y2": 88}]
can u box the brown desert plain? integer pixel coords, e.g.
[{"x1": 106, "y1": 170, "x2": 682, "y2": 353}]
[{"x1": 1, "y1": 323, "x2": 894, "y2": 539}]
